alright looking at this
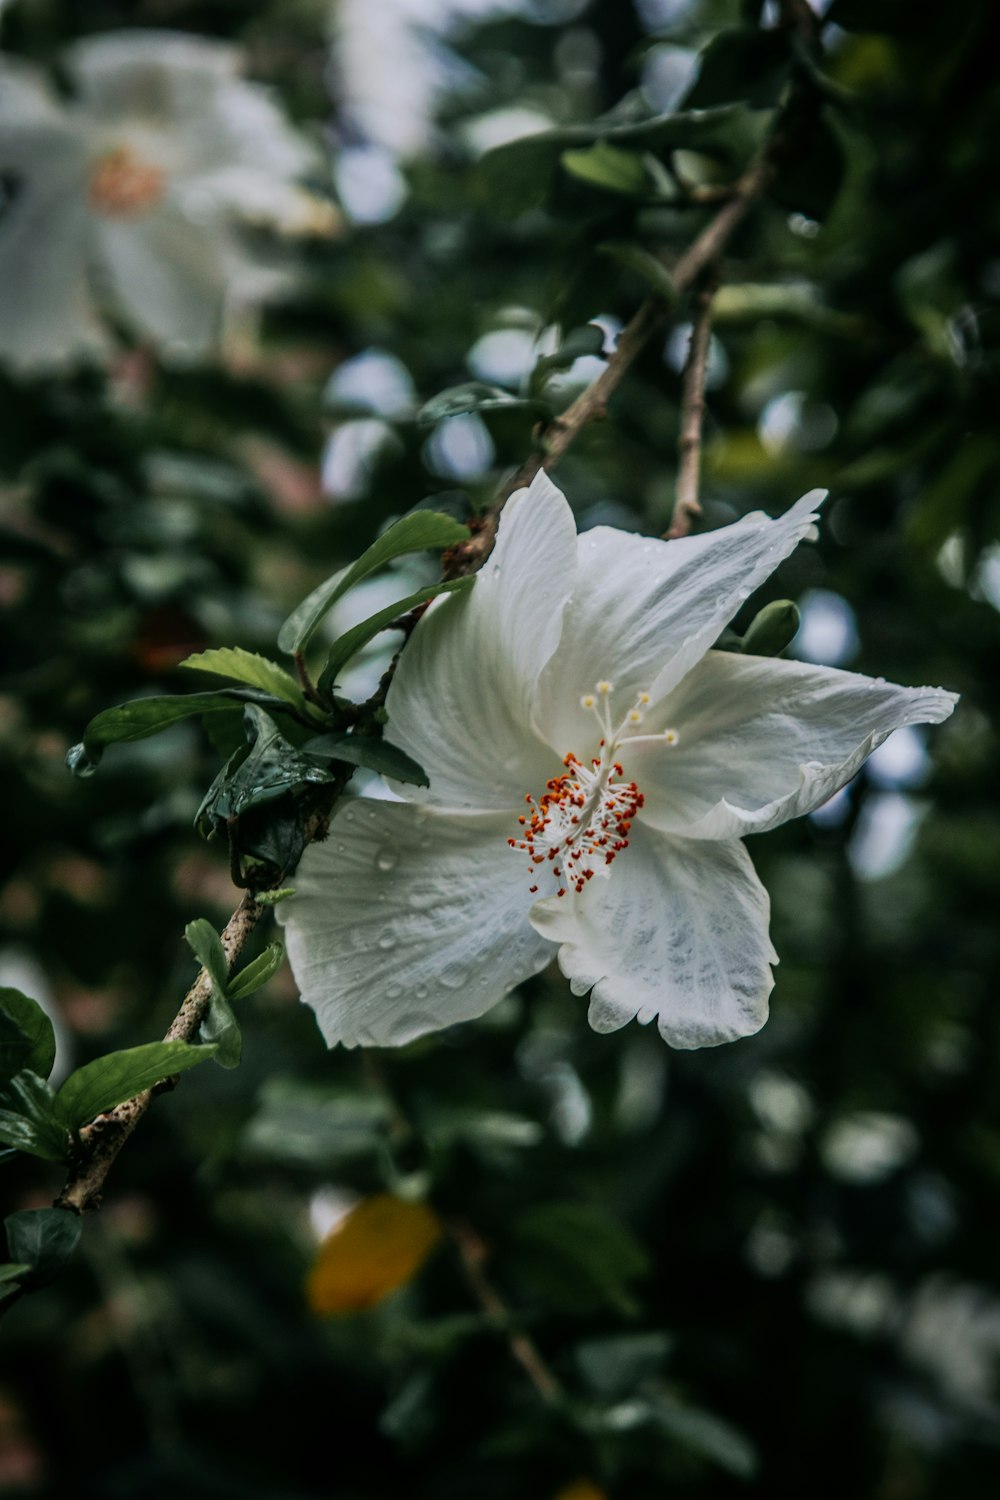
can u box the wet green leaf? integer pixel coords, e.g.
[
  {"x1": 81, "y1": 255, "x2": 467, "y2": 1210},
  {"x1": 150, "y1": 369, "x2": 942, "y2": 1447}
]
[
  {"x1": 55, "y1": 1041, "x2": 217, "y2": 1129},
  {"x1": 318, "y1": 577, "x2": 473, "y2": 697},
  {"x1": 302, "y1": 733, "x2": 429, "y2": 787},
  {"x1": 197, "y1": 706, "x2": 337, "y2": 833},
  {"x1": 278, "y1": 512, "x2": 469, "y2": 654},
  {"x1": 0, "y1": 988, "x2": 56, "y2": 1084},
  {"x1": 68, "y1": 690, "x2": 296, "y2": 774}
]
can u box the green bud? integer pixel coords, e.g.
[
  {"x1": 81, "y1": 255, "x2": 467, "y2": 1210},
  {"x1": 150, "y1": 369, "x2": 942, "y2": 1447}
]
[{"x1": 740, "y1": 600, "x2": 800, "y2": 657}]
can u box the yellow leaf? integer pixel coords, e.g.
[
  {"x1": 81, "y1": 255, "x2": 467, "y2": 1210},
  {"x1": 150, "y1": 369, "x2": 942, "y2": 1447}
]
[
  {"x1": 307, "y1": 1194, "x2": 442, "y2": 1316},
  {"x1": 553, "y1": 1483, "x2": 608, "y2": 1500}
]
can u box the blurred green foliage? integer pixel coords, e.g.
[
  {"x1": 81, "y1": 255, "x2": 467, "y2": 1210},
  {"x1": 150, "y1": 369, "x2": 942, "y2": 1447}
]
[{"x1": 1, "y1": 0, "x2": 1000, "y2": 1496}]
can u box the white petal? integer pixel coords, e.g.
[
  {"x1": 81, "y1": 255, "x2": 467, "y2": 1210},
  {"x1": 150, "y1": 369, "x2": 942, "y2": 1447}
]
[
  {"x1": 278, "y1": 799, "x2": 555, "y2": 1048},
  {"x1": 529, "y1": 827, "x2": 776, "y2": 1049},
  {"x1": 0, "y1": 65, "x2": 104, "y2": 369},
  {"x1": 533, "y1": 491, "x2": 825, "y2": 754},
  {"x1": 627, "y1": 652, "x2": 958, "y2": 840},
  {"x1": 384, "y1": 470, "x2": 577, "y2": 808},
  {"x1": 92, "y1": 209, "x2": 228, "y2": 356},
  {"x1": 66, "y1": 31, "x2": 239, "y2": 121}
]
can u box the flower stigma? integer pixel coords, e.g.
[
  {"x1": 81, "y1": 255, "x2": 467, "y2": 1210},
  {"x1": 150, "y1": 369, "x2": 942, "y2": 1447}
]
[
  {"x1": 89, "y1": 146, "x2": 165, "y2": 217},
  {"x1": 508, "y1": 683, "x2": 679, "y2": 897}
]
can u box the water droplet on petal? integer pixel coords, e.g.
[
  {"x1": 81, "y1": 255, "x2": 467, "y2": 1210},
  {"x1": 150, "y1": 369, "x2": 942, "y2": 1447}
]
[
  {"x1": 439, "y1": 965, "x2": 467, "y2": 990},
  {"x1": 343, "y1": 809, "x2": 356, "y2": 824},
  {"x1": 375, "y1": 847, "x2": 398, "y2": 872},
  {"x1": 378, "y1": 933, "x2": 396, "y2": 951},
  {"x1": 415, "y1": 985, "x2": 429, "y2": 1000},
  {"x1": 491, "y1": 563, "x2": 502, "y2": 576},
  {"x1": 386, "y1": 983, "x2": 403, "y2": 999}
]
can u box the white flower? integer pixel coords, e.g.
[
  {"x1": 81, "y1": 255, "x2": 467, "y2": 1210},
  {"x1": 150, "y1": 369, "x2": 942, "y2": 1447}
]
[
  {"x1": 0, "y1": 31, "x2": 334, "y2": 369},
  {"x1": 279, "y1": 474, "x2": 957, "y2": 1051}
]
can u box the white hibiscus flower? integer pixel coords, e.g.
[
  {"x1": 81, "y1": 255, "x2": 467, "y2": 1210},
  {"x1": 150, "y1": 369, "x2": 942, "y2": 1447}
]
[
  {"x1": 0, "y1": 30, "x2": 335, "y2": 369},
  {"x1": 279, "y1": 475, "x2": 957, "y2": 1051}
]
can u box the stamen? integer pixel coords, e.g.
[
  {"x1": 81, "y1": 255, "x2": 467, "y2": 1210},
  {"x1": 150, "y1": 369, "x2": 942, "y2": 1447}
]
[
  {"x1": 596, "y1": 680, "x2": 613, "y2": 695},
  {"x1": 89, "y1": 146, "x2": 165, "y2": 217}
]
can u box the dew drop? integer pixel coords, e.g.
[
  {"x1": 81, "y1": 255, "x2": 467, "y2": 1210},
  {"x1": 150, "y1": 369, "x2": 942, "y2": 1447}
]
[
  {"x1": 386, "y1": 983, "x2": 403, "y2": 999},
  {"x1": 343, "y1": 809, "x2": 356, "y2": 824},
  {"x1": 491, "y1": 562, "x2": 502, "y2": 577},
  {"x1": 439, "y1": 965, "x2": 467, "y2": 990},
  {"x1": 375, "y1": 847, "x2": 398, "y2": 872},
  {"x1": 378, "y1": 933, "x2": 397, "y2": 950},
  {"x1": 408, "y1": 885, "x2": 437, "y2": 911},
  {"x1": 336, "y1": 842, "x2": 346, "y2": 853},
  {"x1": 415, "y1": 985, "x2": 429, "y2": 999}
]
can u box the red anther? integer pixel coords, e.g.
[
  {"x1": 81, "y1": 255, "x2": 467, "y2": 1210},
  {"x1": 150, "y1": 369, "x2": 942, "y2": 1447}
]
[
  {"x1": 529, "y1": 884, "x2": 538, "y2": 893},
  {"x1": 557, "y1": 888, "x2": 566, "y2": 898}
]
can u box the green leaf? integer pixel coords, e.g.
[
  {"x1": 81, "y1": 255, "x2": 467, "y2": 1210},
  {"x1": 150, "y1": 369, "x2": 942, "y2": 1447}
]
[
  {"x1": 0, "y1": 1071, "x2": 68, "y2": 1161},
  {"x1": 242, "y1": 1079, "x2": 391, "y2": 1168},
  {"x1": 479, "y1": 104, "x2": 765, "y2": 216},
  {"x1": 256, "y1": 887, "x2": 295, "y2": 906},
  {"x1": 0, "y1": 988, "x2": 56, "y2": 1084},
  {"x1": 652, "y1": 1396, "x2": 758, "y2": 1479},
  {"x1": 596, "y1": 242, "x2": 676, "y2": 304},
  {"x1": 68, "y1": 690, "x2": 296, "y2": 774},
  {"x1": 416, "y1": 383, "x2": 548, "y2": 428},
  {"x1": 683, "y1": 26, "x2": 791, "y2": 110},
  {"x1": 740, "y1": 600, "x2": 800, "y2": 656},
  {"x1": 278, "y1": 512, "x2": 469, "y2": 655},
  {"x1": 529, "y1": 324, "x2": 609, "y2": 393},
  {"x1": 196, "y1": 706, "x2": 337, "y2": 836},
  {"x1": 184, "y1": 919, "x2": 242, "y2": 1068},
  {"x1": 227, "y1": 942, "x2": 285, "y2": 1004},
  {"x1": 4, "y1": 1208, "x2": 82, "y2": 1288},
  {"x1": 302, "y1": 733, "x2": 429, "y2": 787},
  {"x1": 575, "y1": 1332, "x2": 673, "y2": 1398},
  {"x1": 317, "y1": 577, "x2": 473, "y2": 697},
  {"x1": 184, "y1": 918, "x2": 230, "y2": 993},
  {"x1": 199, "y1": 990, "x2": 242, "y2": 1069},
  {"x1": 0, "y1": 1262, "x2": 31, "y2": 1284},
  {"x1": 511, "y1": 1203, "x2": 650, "y2": 1316},
  {"x1": 180, "y1": 648, "x2": 305, "y2": 709},
  {"x1": 561, "y1": 141, "x2": 652, "y2": 196},
  {"x1": 55, "y1": 1040, "x2": 217, "y2": 1129}
]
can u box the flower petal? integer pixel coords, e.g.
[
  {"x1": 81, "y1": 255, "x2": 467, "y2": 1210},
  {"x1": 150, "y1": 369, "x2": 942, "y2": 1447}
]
[
  {"x1": 278, "y1": 799, "x2": 555, "y2": 1048},
  {"x1": 92, "y1": 209, "x2": 229, "y2": 357},
  {"x1": 533, "y1": 491, "x2": 825, "y2": 754},
  {"x1": 0, "y1": 65, "x2": 103, "y2": 369},
  {"x1": 384, "y1": 470, "x2": 577, "y2": 809},
  {"x1": 529, "y1": 827, "x2": 776, "y2": 1049},
  {"x1": 626, "y1": 652, "x2": 958, "y2": 840}
]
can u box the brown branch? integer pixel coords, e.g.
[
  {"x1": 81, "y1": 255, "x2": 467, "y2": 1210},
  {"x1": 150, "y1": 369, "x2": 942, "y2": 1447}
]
[
  {"x1": 55, "y1": 893, "x2": 265, "y2": 1214},
  {"x1": 450, "y1": 1218, "x2": 563, "y2": 1405},
  {"x1": 665, "y1": 277, "x2": 717, "y2": 540},
  {"x1": 444, "y1": 152, "x2": 778, "y2": 581}
]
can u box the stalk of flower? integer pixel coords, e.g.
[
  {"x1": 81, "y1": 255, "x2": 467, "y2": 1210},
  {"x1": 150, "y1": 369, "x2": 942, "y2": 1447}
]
[
  {"x1": 278, "y1": 475, "x2": 958, "y2": 1051},
  {"x1": 0, "y1": 30, "x2": 337, "y2": 369}
]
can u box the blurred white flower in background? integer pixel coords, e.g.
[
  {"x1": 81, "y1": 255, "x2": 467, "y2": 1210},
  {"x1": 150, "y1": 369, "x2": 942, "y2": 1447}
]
[{"x1": 0, "y1": 30, "x2": 336, "y2": 369}]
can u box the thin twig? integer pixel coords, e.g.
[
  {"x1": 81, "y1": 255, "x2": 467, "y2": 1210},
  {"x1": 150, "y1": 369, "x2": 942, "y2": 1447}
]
[
  {"x1": 55, "y1": 893, "x2": 264, "y2": 1214},
  {"x1": 450, "y1": 1217, "x2": 563, "y2": 1405},
  {"x1": 443, "y1": 152, "x2": 777, "y2": 580},
  {"x1": 665, "y1": 277, "x2": 717, "y2": 540}
]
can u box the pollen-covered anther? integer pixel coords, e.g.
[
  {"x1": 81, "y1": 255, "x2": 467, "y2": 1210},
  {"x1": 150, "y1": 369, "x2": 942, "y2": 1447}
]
[
  {"x1": 89, "y1": 146, "x2": 165, "y2": 217},
  {"x1": 511, "y1": 753, "x2": 644, "y2": 898},
  {"x1": 596, "y1": 680, "x2": 613, "y2": 695},
  {"x1": 580, "y1": 694, "x2": 596, "y2": 709},
  {"x1": 664, "y1": 728, "x2": 679, "y2": 746}
]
